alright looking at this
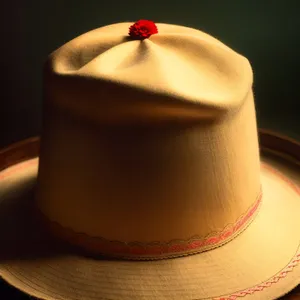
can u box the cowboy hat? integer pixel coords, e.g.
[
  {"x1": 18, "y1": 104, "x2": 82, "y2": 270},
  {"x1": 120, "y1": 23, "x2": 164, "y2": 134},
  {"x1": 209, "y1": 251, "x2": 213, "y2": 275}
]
[{"x1": 1, "y1": 21, "x2": 300, "y2": 300}]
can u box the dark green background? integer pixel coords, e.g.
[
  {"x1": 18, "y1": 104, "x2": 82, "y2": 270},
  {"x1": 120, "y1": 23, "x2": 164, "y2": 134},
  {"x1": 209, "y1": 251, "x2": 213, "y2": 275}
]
[{"x1": 1, "y1": 0, "x2": 300, "y2": 148}]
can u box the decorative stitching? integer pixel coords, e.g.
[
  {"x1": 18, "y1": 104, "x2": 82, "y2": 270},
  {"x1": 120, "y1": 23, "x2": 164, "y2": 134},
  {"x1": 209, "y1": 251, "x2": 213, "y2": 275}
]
[
  {"x1": 42, "y1": 191, "x2": 262, "y2": 260},
  {"x1": 214, "y1": 253, "x2": 300, "y2": 300}
]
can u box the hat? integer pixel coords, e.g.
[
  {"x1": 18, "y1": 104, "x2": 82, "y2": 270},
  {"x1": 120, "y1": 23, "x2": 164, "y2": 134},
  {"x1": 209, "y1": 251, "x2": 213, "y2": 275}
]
[{"x1": 0, "y1": 20, "x2": 300, "y2": 300}]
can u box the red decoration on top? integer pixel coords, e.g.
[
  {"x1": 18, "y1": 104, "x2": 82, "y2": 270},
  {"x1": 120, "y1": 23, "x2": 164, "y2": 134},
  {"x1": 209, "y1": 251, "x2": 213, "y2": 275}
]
[{"x1": 129, "y1": 20, "x2": 158, "y2": 40}]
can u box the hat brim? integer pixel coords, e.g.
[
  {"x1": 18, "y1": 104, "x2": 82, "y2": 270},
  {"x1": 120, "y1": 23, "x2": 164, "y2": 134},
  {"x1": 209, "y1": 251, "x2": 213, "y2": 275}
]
[{"x1": 1, "y1": 130, "x2": 300, "y2": 300}]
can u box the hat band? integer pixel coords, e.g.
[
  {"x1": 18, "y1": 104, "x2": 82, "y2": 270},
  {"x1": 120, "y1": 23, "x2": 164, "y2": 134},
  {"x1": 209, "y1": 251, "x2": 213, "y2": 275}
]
[{"x1": 39, "y1": 191, "x2": 262, "y2": 260}]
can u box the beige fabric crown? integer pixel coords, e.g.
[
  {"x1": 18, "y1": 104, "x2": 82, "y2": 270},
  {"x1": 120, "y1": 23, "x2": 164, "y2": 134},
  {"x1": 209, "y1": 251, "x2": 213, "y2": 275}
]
[{"x1": 37, "y1": 22, "x2": 261, "y2": 259}]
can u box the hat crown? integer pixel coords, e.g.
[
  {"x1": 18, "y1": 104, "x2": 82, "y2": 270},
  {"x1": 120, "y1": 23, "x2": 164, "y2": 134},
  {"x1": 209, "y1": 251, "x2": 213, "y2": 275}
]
[
  {"x1": 45, "y1": 22, "x2": 252, "y2": 124},
  {"x1": 37, "y1": 22, "x2": 261, "y2": 259}
]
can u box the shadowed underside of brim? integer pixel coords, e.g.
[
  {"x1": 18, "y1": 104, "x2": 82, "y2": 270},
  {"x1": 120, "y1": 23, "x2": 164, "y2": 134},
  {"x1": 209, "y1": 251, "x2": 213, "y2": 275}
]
[{"x1": 0, "y1": 132, "x2": 300, "y2": 300}]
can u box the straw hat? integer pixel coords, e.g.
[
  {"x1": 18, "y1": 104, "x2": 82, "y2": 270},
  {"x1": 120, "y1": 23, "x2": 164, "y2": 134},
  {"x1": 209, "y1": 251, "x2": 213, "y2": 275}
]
[{"x1": 0, "y1": 20, "x2": 300, "y2": 300}]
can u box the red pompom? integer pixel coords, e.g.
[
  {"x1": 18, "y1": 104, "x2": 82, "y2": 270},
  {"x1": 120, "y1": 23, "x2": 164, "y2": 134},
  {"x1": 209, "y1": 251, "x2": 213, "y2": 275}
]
[{"x1": 129, "y1": 20, "x2": 158, "y2": 40}]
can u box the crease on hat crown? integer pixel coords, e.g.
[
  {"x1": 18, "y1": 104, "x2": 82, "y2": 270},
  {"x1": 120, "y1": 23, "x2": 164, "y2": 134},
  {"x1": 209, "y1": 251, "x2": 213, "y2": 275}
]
[{"x1": 44, "y1": 22, "x2": 253, "y2": 121}]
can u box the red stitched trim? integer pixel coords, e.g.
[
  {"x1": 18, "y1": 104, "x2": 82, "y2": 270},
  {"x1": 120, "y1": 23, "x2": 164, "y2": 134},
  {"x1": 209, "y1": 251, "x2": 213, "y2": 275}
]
[
  {"x1": 44, "y1": 194, "x2": 261, "y2": 259},
  {"x1": 214, "y1": 253, "x2": 300, "y2": 300}
]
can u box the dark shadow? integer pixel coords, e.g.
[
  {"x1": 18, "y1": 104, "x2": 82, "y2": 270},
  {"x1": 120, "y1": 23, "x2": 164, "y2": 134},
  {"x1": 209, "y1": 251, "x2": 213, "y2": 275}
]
[{"x1": 0, "y1": 186, "x2": 71, "y2": 262}]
